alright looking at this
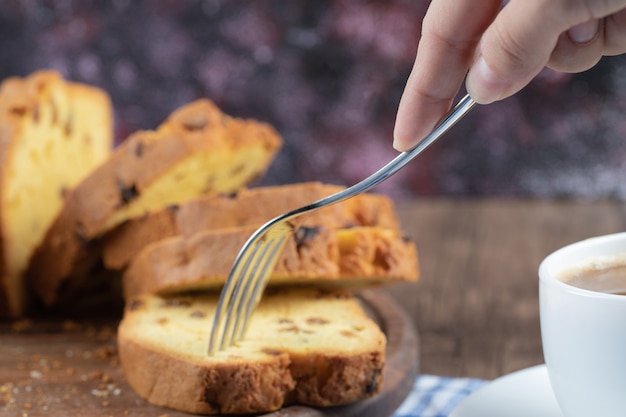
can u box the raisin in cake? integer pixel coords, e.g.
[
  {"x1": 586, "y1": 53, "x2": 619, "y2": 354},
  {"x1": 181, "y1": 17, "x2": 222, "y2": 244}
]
[
  {"x1": 27, "y1": 99, "x2": 282, "y2": 307},
  {"x1": 123, "y1": 225, "x2": 418, "y2": 298},
  {"x1": 118, "y1": 288, "x2": 386, "y2": 415},
  {"x1": 0, "y1": 71, "x2": 112, "y2": 317},
  {"x1": 102, "y1": 182, "x2": 400, "y2": 270}
]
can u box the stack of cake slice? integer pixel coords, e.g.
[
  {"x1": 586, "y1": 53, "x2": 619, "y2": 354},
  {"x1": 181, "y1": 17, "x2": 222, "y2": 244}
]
[
  {"x1": 9, "y1": 71, "x2": 419, "y2": 415},
  {"x1": 26, "y1": 98, "x2": 282, "y2": 307}
]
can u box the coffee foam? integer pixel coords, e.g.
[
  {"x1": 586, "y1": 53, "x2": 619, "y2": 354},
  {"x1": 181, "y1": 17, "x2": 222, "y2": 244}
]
[{"x1": 557, "y1": 253, "x2": 626, "y2": 295}]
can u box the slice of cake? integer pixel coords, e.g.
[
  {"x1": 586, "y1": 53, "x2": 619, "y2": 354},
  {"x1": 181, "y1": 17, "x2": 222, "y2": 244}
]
[
  {"x1": 0, "y1": 70, "x2": 113, "y2": 317},
  {"x1": 118, "y1": 288, "x2": 386, "y2": 415},
  {"x1": 102, "y1": 182, "x2": 400, "y2": 270},
  {"x1": 122, "y1": 225, "x2": 419, "y2": 298},
  {"x1": 27, "y1": 99, "x2": 282, "y2": 307}
]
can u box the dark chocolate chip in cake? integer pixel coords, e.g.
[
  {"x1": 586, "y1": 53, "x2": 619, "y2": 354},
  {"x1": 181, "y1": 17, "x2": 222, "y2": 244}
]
[
  {"x1": 190, "y1": 310, "x2": 206, "y2": 318},
  {"x1": 365, "y1": 370, "x2": 380, "y2": 393},
  {"x1": 128, "y1": 299, "x2": 145, "y2": 311},
  {"x1": 294, "y1": 226, "x2": 321, "y2": 250},
  {"x1": 9, "y1": 106, "x2": 27, "y2": 117},
  {"x1": 133, "y1": 141, "x2": 144, "y2": 158},
  {"x1": 261, "y1": 348, "x2": 283, "y2": 356},
  {"x1": 306, "y1": 317, "x2": 329, "y2": 325},
  {"x1": 116, "y1": 180, "x2": 139, "y2": 206},
  {"x1": 340, "y1": 330, "x2": 356, "y2": 338},
  {"x1": 159, "y1": 298, "x2": 192, "y2": 308},
  {"x1": 279, "y1": 325, "x2": 301, "y2": 333},
  {"x1": 74, "y1": 223, "x2": 91, "y2": 247}
]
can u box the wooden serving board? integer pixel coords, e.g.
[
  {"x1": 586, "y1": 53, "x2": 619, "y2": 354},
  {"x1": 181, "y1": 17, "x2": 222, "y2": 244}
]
[{"x1": 0, "y1": 289, "x2": 418, "y2": 417}]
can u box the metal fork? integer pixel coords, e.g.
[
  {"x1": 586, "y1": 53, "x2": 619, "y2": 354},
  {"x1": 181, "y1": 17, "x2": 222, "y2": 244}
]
[{"x1": 207, "y1": 94, "x2": 477, "y2": 354}]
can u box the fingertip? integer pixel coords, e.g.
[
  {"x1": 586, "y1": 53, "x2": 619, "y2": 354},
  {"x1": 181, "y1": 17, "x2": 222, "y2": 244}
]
[
  {"x1": 392, "y1": 138, "x2": 413, "y2": 153},
  {"x1": 393, "y1": 122, "x2": 420, "y2": 152},
  {"x1": 393, "y1": 97, "x2": 439, "y2": 152},
  {"x1": 393, "y1": 91, "x2": 456, "y2": 152},
  {"x1": 392, "y1": 141, "x2": 410, "y2": 153},
  {"x1": 465, "y1": 56, "x2": 510, "y2": 104}
]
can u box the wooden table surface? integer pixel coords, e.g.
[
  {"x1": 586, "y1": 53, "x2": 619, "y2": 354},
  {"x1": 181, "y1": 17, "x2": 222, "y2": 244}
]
[
  {"x1": 2, "y1": 198, "x2": 625, "y2": 416},
  {"x1": 386, "y1": 198, "x2": 626, "y2": 380}
]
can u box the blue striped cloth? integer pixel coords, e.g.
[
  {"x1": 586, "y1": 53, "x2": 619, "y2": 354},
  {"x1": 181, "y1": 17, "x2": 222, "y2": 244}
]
[{"x1": 392, "y1": 375, "x2": 487, "y2": 417}]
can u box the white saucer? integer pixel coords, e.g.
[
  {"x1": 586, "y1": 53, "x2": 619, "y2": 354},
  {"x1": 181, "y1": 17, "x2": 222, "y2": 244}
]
[{"x1": 450, "y1": 365, "x2": 564, "y2": 417}]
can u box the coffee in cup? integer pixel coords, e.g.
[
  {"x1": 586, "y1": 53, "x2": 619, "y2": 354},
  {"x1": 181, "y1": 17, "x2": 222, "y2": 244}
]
[{"x1": 557, "y1": 255, "x2": 626, "y2": 295}]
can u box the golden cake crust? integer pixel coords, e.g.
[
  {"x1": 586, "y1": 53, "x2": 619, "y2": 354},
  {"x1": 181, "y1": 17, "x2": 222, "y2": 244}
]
[
  {"x1": 122, "y1": 225, "x2": 419, "y2": 298},
  {"x1": 102, "y1": 182, "x2": 400, "y2": 270},
  {"x1": 26, "y1": 99, "x2": 282, "y2": 307}
]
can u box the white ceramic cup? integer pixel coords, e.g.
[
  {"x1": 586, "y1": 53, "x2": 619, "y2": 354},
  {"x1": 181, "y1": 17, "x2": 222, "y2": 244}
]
[{"x1": 539, "y1": 232, "x2": 626, "y2": 417}]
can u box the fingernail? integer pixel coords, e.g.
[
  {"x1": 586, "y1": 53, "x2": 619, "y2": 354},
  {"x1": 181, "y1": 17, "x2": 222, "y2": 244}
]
[
  {"x1": 393, "y1": 125, "x2": 425, "y2": 152},
  {"x1": 392, "y1": 135, "x2": 408, "y2": 152},
  {"x1": 466, "y1": 56, "x2": 510, "y2": 104},
  {"x1": 568, "y1": 19, "x2": 599, "y2": 44}
]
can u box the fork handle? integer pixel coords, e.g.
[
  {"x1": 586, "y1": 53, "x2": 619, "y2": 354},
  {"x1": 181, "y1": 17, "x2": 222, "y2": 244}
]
[{"x1": 295, "y1": 94, "x2": 476, "y2": 213}]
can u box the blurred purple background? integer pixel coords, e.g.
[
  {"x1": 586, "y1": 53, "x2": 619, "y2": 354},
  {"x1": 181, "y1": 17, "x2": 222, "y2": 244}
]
[{"x1": 2, "y1": 0, "x2": 626, "y2": 200}]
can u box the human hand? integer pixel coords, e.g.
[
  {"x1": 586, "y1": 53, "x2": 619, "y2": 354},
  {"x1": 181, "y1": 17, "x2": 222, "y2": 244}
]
[{"x1": 393, "y1": 0, "x2": 626, "y2": 151}]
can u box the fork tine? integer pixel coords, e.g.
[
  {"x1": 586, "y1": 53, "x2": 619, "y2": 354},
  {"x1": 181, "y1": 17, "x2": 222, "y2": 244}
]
[
  {"x1": 222, "y1": 238, "x2": 278, "y2": 349},
  {"x1": 216, "y1": 240, "x2": 267, "y2": 351},
  {"x1": 234, "y1": 235, "x2": 288, "y2": 342},
  {"x1": 209, "y1": 222, "x2": 293, "y2": 354},
  {"x1": 208, "y1": 239, "x2": 265, "y2": 354},
  {"x1": 230, "y1": 221, "x2": 296, "y2": 342}
]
